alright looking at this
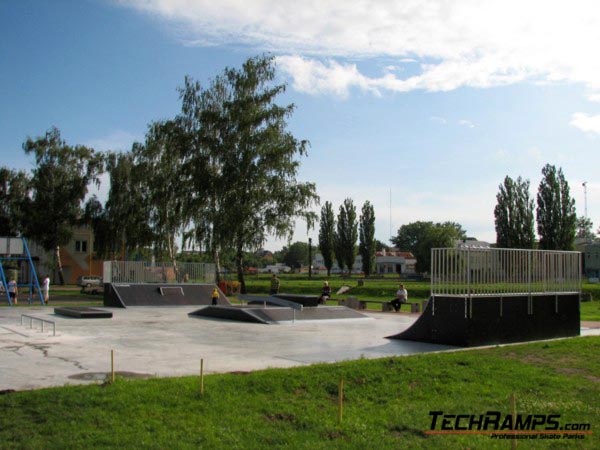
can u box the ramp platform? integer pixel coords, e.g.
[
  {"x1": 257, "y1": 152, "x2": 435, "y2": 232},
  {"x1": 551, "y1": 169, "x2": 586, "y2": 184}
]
[
  {"x1": 54, "y1": 307, "x2": 113, "y2": 319},
  {"x1": 104, "y1": 283, "x2": 230, "y2": 308},
  {"x1": 387, "y1": 294, "x2": 580, "y2": 347},
  {"x1": 189, "y1": 305, "x2": 368, "y2": 324}
]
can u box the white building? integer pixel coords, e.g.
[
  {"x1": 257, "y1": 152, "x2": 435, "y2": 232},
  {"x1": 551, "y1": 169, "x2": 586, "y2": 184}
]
[{"x1": 312, "y1": 249, "x2": 416, "y2": 275}]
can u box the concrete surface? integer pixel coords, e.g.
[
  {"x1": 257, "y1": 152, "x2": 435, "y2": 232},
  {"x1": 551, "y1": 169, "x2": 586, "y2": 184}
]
[
  {"x1": 1, "y1": 307, "x2": 598, "y2": 392},
  {"x1": 0, "y1": 306, "x2": 448, "y2": 391}
]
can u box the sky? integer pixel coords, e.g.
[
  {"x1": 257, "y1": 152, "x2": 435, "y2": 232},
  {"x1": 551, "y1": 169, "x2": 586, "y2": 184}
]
[{"x1": 1, "y1": 0, "x2": 599, "y2": 251}]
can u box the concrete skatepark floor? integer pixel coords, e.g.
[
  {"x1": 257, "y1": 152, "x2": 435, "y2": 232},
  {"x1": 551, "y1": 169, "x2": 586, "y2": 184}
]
[
  {"x1": 0, "y1": 306, "x2": 449, "y2": 391},
  {"x1": 1, "y1": 306, "x2": 598, "y2": 392}
]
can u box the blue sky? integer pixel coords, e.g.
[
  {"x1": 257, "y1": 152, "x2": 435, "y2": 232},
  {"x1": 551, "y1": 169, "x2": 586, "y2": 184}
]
[{"x1": 2, "y1": 0, "x2": 599, "y2": 250}]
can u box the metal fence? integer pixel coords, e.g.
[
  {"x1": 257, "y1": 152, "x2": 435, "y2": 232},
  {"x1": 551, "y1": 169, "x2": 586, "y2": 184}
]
[
  {"x1": 431, "y1": 248, "x2": 581, "y2": 297},
  {"x1": 103, "y1": 261, "x2": 216, "y2": 284}
]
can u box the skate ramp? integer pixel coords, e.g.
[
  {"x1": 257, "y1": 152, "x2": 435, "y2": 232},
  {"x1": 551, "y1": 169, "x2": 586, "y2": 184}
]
[
  {"x1": 189, "y1": 305, "x2": 368, "y2": 324},
  {"x1": 54, "y1": 307, "x2": 113, "y2": 319},
  {"x1": 387, "y1": 294, "x2": 580, "y2": 347},
  {"x1": 104, "y1": 283, "x2": 230, "y2": 308}
]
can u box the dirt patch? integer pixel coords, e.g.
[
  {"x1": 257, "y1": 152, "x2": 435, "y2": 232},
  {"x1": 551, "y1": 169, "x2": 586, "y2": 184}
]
[{"x1": 69, "y1": 371, "x2": 154, "y2": 381}]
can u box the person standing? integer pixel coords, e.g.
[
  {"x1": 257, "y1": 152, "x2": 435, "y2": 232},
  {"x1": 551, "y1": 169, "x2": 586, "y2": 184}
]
[
  {"x1": 211, "y1": 287, "x2": 219, "y2": 306},
  {"x1": 7, "y1": 277, "x2": 18, "y2": 305},
  {"x1": 42, "y1": 276, "x2": 50, "y2": 304},
  {"x1": 270, "y1": 274, "x2": 280, "y2": 295},
  {"x1": 390, "y1": 283, "x2": 408, "y2": 312}
]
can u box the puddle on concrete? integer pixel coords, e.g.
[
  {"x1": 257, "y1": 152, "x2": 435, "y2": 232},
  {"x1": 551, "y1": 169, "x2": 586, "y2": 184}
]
[{"x1": 69, "y1": 371, "x2": 154, "y2": 381}]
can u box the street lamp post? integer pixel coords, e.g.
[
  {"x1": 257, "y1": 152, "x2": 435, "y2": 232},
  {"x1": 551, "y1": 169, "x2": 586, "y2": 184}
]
[{"x1": 308, "y1": 237, "x2": 312, "y2": 279}]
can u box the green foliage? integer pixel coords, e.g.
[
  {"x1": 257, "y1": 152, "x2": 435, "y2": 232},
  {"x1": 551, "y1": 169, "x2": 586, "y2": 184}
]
[
  {"x1": 494, "y1": 175, "x2": 535, "y2": 248},
  {"x1": 1, "y1": 338, "x2": 599, "y2": 448},
  {"x1": 536, "y1": 164, "x2": 577, "y2": 250},
  {"x1": 0, "y1": 167, "x2": 30, "y2": 236},
  {"x1": 22, "y1": 127, "x2": 103, "y2": 283},
  {"x1": 358, "y1": 200, "x2": 376, "y2": 276},
  {"x1": 87, "y1": 152, "x2": 153, "y2": 259},
  {"x1": 334, "y1": 198, "x2": 358, "y2": 273},
  {"x1": 392, "y1": 221, "x2": 466, "y2": 273},
  {"x1": 281, "y1": 241, "x2": 311, "y2": 269},
  {"x1": 318, "y1": 201, "x2": 336, "y2": 276},
  {"x1": 576, "y1": 216, "x2": 595, "y2": 240},
  {"x1": 134, "y1": 120, "x2": 191, "y2": 262},
  {"x1": 177, "y1": 56, "x2": 318, "y2": 292}
]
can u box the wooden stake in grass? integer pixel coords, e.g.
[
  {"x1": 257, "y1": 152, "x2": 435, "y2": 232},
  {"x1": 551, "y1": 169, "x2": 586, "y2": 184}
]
[
  {"x1": 200, "y1": 359, "x2": 205, "y2": 396},
  {"x1": 338, "y1": 378, "x2": 344, "y2": 423},
  {"x1": 111, "y1": 349, "x2": 115, "y2": 384},
  {"x1": 511, "y1": 392, "x2": 517, "y2": 450}
]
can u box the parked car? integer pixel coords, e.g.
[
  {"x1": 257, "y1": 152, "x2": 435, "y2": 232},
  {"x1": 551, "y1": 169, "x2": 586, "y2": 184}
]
[{"x1": 76, "y1": 276, "x2": 103, "y2": 288}]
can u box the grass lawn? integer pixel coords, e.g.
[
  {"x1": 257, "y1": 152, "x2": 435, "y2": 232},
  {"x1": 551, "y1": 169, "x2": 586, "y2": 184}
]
[{"x1": 0, "y1": 337, "x2": 598, "y2": 448}]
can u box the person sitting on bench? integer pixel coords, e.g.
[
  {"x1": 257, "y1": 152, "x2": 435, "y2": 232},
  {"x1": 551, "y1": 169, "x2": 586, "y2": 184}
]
[
  {"x1": 390, "y1": 284, "x2": 407, "y2": 312},
  {"x1": 319, "y1": 281, "x2": 332, "y2": 304}
]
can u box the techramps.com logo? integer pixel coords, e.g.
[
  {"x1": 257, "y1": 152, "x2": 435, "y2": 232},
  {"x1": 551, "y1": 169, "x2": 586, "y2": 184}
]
[{"x1": 426, "y1": 411, "x2": 593, "y2": 441}]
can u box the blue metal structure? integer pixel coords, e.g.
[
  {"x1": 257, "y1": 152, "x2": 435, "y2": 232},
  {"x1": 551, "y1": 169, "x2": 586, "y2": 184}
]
[{"x1": 0, "y1": 237, "x2": 44, "y2": 306}]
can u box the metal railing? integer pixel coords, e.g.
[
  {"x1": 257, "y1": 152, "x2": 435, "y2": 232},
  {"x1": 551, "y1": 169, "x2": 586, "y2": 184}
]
[
  {"x1": 21, "y1": 314, "x2": 56, "y2": 336},
  {"x1": 431, "y1": 248, "x2": 581, "y2": 297},
  {"x1": 103, "y1": 261, "x2": 216, "y2": 284}
]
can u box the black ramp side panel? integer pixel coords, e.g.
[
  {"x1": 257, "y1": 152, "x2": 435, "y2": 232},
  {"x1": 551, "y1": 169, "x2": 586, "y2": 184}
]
[
  {"x1": 387, "y1": 294, "x2": 580, "y2": 347},
  {"x1": 189, "y1": 305, "x2": 368, "y2": 324},
  {"x1": 104, "y1": 283, "x2": 231, "y2": 308},
  {"x1": 189, "y1": 306, "x2": 268, "y2": 323},
  {"x1": 272, "y1": 294, "x2": 320, "y2": 307},
  {"x1": 104, "y1": 283, "x2": 126, "y2": 308},
  {"x1": 55, "y1": 307, "x2": 113, "y2": 319}
]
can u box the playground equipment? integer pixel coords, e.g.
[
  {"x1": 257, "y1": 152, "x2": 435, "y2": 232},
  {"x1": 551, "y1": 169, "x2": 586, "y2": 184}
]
[
  {"x1": 0, "y1": 237, "x2": 44, "y2": 305},
  {"x1": 388, "y1": 247, "x2": 581, "y2": 346}
]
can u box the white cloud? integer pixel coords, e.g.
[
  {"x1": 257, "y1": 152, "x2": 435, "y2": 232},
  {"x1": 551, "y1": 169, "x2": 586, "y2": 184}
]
[
  {"x1": 430, "y1": 116, "x2": 447, "y2": 124},
  {"x1": 120, "y1": 0, "x2": 600, "y2": 99},
  {"x1": 570, "y1": 112, "x2": 600, "y2": 135},
  {"x1": 458, "y1": 119, "x2": 475, "y2": 128}
]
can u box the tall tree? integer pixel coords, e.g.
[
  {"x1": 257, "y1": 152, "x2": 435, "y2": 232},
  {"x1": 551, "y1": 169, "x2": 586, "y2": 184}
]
[
  {"x1": 178, "y1": 75, "x2": 228, "y2": 282},
  {"x1": 335, "y1": 198, "x2": 358, "y2": 274},
  {"x1": 23, "y1": 127, "x2": 103, "y2": 284},
  {"x1": 134, "y1": 121, "x2": 190, "y2": 264},
  {"x1": 182, "y1": 56, "x2": 318, "y2": 293},
  {"x1": 0, "y1": 167, "x2": 30, "y2": 236},
  {"x1": 318, "y1": 201, "x2": 336, "y2": 276},
  {"x1": 89, "y1": 152, "x2": 153, "y2": 259},
  {"x1": 358, "y1": 200, "x2": 376, "y2": 276},
  {"x1": 391, "y1": 221, "x2": 466, "y2": 273},
  {"x1": 536, "y1": 164, "x2": 577, "y2": 250},
  {"x1": 494, "y1": 175, "x2": 535, "y2": 248}
]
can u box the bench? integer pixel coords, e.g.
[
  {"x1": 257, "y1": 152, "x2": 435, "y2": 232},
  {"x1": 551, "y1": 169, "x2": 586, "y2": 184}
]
[{"x1": 338, "y1": 297, "x2": 421, "y2": 313}]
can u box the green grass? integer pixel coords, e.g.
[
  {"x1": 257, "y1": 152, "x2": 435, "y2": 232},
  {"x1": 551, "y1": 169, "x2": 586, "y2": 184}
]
[{"x1": 1, "y1": 337, "x2": 598, "y2": 448}]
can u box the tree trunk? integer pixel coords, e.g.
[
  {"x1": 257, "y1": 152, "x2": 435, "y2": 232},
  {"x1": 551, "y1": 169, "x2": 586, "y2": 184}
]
[
  {"x1": 236, "y1": 245, "x2": 247, "y2": 294},
  {"x1": 55, "y1": 246, "x2": 65, "y2": 285}
]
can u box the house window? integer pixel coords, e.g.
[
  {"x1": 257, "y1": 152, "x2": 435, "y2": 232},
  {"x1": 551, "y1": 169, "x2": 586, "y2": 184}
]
[{"x1": 75, "y1": 240, "x2": 88, "y2": 253}]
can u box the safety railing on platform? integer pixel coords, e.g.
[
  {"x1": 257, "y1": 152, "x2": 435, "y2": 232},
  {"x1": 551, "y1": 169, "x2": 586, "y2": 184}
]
[
  {"x1": 103, "y1": 261, "x2": 216, "y2": 284},
  {"x1": 431, "y1": 247, "x2": 581, "y2": 297}
]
